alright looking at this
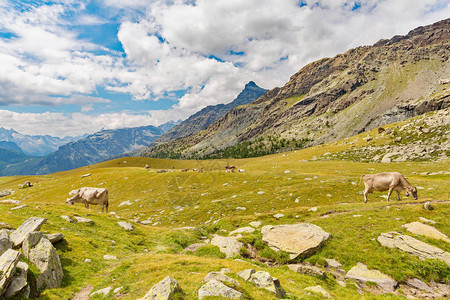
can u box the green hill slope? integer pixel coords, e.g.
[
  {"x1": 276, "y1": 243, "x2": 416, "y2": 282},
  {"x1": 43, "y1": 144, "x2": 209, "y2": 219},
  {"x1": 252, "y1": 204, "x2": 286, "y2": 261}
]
[{"x1": 0, "y1": 112, "x2": 448, "y2": 299}]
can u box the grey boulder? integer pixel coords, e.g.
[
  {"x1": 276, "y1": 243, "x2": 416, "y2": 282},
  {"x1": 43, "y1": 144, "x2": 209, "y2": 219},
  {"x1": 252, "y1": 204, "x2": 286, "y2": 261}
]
[
  {"x1": 0, "y1": 249, "x2": 22, "y2": 297},
  {"x1": 0, "y1": 229, "x2": 13, "y2": 256},
  {"x1": 345, "y1": 262, "x2": 397, "y2": 292},
  {"x1": 198, "y1": 279, "x2": 242, "y2": 299},
  {"x1": 249, "y1": 271, "x2": 285, "y2": 297},
  {"x1": 140, "y1": 276, "x2": 180, "y2": 300},
  {"x1": 10, "y1": 217, "x2": 47, "y2": 248},
  {"x1": 210, "y1": 235, "x2": 243, "y2": 258},
  {"x1": 4, "y1": 262, "x2": 30, "y2": 298}
]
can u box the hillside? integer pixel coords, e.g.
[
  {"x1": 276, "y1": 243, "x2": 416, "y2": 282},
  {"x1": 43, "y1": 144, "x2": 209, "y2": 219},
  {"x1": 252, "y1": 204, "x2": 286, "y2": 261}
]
[
  {"x1": 140, "y1": 18, "x2": 450, "y2": 159},
  {"x1": 0, "y1": 110, "x2": 448, "y2": 299},
  {"x1": 152, "y1": 81, "x2": 268, "y2": 146}
]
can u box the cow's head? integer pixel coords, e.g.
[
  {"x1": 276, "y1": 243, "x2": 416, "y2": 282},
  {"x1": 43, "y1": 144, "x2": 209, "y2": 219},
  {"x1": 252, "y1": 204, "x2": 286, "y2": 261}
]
[
  {"x1": 66, "y1": 198, "x2": 74, "y2": 205},
  {"x1": 406, "y1": 186, "x2": 418, "y2": 200}
]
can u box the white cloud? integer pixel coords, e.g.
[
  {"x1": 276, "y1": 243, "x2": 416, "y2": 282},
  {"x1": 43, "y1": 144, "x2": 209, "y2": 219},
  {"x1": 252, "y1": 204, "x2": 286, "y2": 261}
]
[
  {"x1": 0, "y1": 110, "x2": 156, "y2": 137},
  {"x1": 0, "y1": 0, "x2": 449, "y2": 137}
]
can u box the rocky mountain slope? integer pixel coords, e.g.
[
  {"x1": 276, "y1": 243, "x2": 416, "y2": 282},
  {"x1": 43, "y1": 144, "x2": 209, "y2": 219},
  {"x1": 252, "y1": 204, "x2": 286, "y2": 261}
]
[
  {"x1": 0, "y1": 127, "x2": 81, "y2": 157},
  {"x1": 153, "y1": 81, "x2": 267, "y2": 146},
  {"x1": 141, "y1": 18, "x2": 450, "y2": 159}
]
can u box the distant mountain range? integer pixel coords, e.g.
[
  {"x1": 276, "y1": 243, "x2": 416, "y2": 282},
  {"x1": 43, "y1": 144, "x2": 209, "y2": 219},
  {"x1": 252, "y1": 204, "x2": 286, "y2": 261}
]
[
  {"x1": 0, "y1": 127, "x2": 83, "y2": 156},
  {"x1": 0, "y1": 121, "x2": 179, "y2": 175},
  {"x1": 140, "y1": 18, "x2": 450, "y2": 159}
]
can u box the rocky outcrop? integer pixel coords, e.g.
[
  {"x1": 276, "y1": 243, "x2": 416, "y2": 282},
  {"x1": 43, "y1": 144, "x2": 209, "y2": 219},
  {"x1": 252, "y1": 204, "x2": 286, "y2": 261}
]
[
  {"x1": 248, "y1": 271, "x2": 285, "y2": 297},
  {"x1": 26, "y1": 235, "x2": 64, "y2": 289},
  {"x1": 118, "y1": 221, "x2": 134, "y2": 231},
  {"x1": 139, "y1": 276, "x2": 180, "y2": 300},
  {"x1": 261, "y1": 223, "x2": 330, "y2": 259},
  {"x1": 10, "y1": 217, "x2": 47, "y2": 248},
  {"x1": 0, "y1": 249, "x2": 22, "y2": 297},
  {"x1": 198, "y1": 279, "x2": 242, "y2": 299},
  {"x1": 45, "y1": 233, "x2": 65, "y2": 244},
  {"x1": 236, "y1": 269, "x2": 255, "y2": 281},
  {"x1": 4, "y1": 262, "x2": 29, "y2": 298},
  {"x1": 203, "y1": 272, "x2": 240, "y2": 286},
  {"x1": 345, "y1": 262, "x2": 397, "y2": 292},
  {"x1": 378, "y1": 232, "x2": 450, "y2": 266},
  {"x1": 402, "y1": 222, "x2": 450, "y2": 243},
  {"x1": 288, "y1": 264, "x2": 326, "y2": 277},
  {"x1": 0, "y1": 230, "x2": 13, "y2": 256},
  {"x1": 210, "y1": 235, "x2": 243, "y2": 258}
]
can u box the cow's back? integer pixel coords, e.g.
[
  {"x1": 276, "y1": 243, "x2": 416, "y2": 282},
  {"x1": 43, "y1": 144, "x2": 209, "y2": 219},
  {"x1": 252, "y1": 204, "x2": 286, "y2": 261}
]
[{"x1": 372, "y1": 172, "x2": 401, "y2": 190}]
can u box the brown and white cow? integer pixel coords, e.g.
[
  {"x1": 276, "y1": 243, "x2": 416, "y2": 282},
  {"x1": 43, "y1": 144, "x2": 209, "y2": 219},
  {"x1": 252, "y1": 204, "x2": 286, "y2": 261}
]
[
  {"x1": 66, "y1": 187, "x2": 109, "y2": 213},
  {"x1": 358, "y1": 172, "x2": 417, "y2": 203}
]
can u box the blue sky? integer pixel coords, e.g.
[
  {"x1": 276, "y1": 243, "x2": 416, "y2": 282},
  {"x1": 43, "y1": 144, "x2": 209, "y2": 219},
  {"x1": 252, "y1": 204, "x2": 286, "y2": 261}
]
[{"x1": 0, "y1": 0, "x2": 448, "y2": 137}]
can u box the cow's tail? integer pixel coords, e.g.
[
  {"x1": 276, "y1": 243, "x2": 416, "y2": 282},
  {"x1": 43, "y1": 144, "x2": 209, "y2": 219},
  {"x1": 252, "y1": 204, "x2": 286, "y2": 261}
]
[{"x1": 356, "y1": 175, "x2": 365, "y2": 187}]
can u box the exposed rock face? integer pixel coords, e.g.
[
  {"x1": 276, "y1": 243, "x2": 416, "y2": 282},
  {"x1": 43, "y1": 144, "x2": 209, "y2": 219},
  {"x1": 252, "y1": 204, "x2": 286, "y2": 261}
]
[
  {"x1": 0, "y1": 249, "x2": 22, "y2": 297},
  {"x1": 261, "y1": 223, "x2": 331, "y2": 259},
  {"x1": 288, "y1": 264, "x2": 326, "y2": 277},
  {"x1": 304, "y1": 285, "x2": 331, "y2": 298},
  {"x1": 4, "y1": 262, "x2": 30, "y2": 298},
  {"x1": 140, "y1": 276, "x2": 180, "y2": 300},
  {"x1": 10, "y1": 217, "x2": 47, "y2": 247},
  {"x1": 0, "y1": 230, "x2": 13, "y2": 256},
  {"x1": 73, "y1": 216, "x2": 93, "y2": 223},
  {"x1": 210, "y1": 235, "x2": 243, "y2": 258},
  {"x1": 198, "y1": 279, "x2": 242, "y2": 299},
  {"x1": 248, "y1": 271, "x2": 285, "y2": 297},
  {"x1": 236, "y1": 269, "x2": 255, "y2": 281},
  {"x1": 203, "y1": 272, "x2": 240, "y2": 286},
  {"x1": 345, "y1": 262, "x2": 397, "y2": 292},
  {"x1": 22, "y1": 231, "x2": 44, "y2": 258},
  {"x1": 403, "y1": 222, "x2": 450, "y2": 243},
  {"x1": 27, "y1": 236, "x2": 64, "y2": 289},
  {"x1": 378, "y1": 232, "x2": 450, "y2": 266}
]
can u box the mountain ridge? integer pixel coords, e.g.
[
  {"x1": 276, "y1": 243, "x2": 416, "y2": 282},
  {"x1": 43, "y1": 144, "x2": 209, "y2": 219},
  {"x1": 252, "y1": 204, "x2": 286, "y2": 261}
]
[{"x1": 139, "y1": 18, "x2": 450, "y2": 159}]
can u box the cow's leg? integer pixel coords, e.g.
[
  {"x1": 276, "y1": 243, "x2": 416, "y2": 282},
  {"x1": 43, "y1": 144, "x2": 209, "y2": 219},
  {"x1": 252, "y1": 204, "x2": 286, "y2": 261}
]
[
  {"x1": 363, "y1": 187, "x2": 371, "y2": 203},
  {"x1": 101, "y1": 204, "x2": 104, "y2": 213},
  {"x1": 396, "y1": 190, "x2": 401, "y2": 201},
  {"x1": 387, "y1": 186, "x2": 395, "y2": 201}
]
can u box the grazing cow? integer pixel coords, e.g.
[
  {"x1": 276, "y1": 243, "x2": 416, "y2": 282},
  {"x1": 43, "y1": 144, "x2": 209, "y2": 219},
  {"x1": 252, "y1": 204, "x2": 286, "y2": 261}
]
[
  {"x1": 66, "y1": 187, "x2": 109, "y2": 213},
  {"x1": 181, "y1": 169, "x2": 189, "y2": 172},
  {"x1": 358, "y1": 172, "x2": 417, "y2": 203},
  {"x1": 225, "y1": 165, "x2": 236, "y2": 172}
]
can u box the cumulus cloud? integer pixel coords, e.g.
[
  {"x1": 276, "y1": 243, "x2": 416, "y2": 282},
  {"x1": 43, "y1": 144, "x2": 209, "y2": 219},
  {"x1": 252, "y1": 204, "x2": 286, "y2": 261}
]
[
  {"x1": 0, "y1": 109, "x2": 156, "y2": 137},
  {"x1": 0, "y1": 0, "x2": 449, "y2": 137}
]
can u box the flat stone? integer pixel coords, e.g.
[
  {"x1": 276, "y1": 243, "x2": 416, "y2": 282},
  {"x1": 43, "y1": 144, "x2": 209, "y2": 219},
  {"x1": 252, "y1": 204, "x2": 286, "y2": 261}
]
[
  {"x1": 308, "y1": 207, "x2": 318, "y2": 212},
  {"x1": 325, "y1": 258, "x2": 342, "y2": 269},
  {"x1": 273, "y1": 213, "x2": 284, "y2": 219},
  {"x1": 203, "y1": 272, "x2": 240, "y2": 286},
  {"x1": 0, "y1": 249, "x2": 22, "y2": 297},
  {"x1": 249, "y1": 221, "x2": 262, "y2": 228},
  {"x1": 140, "y1": 276, "x2": 180, "y2": 300},
  {"x1": 45, "y1": 233, "x2": 65, "y2": 244},
  {"x1": 288, "y1": 264, "x2": 326, "y2": 277},
  {"x1": 118, "y1": 200, "x2": 133, "y2": 207},
  {"x1": 304, "y1": 285, "x2": 331, "y2": 298},
  {"x1": 0, "y1": 230, "x2": 13, "y2": 257},
  {"x1": 419, "y1": 217, "x2": 436, "y2": 224},
  {"x1": 229, "y1": 227, "x2": 255, "y2": 236},
  {"x1": 28, "y1": 237, "x2": 64, "y2": 289},
  {"x1": 74, "y1": 216, "x2": 93, "y2": 224},
  {"x1": 118, "y1": 221, "x2": 134, "y2": 231},
  {"x1": 60, "y1": 215, "x2": 74, "y2": 223},
  {"x1": 0, "y1": 190, "x2": 12, "y2": 198},
  {"x1": 198, "y1": 279, "x2": 242, "y2": 299},
  {"x1": 378, "y1": 232, "x2": 450, "y2": 266},
  {"x1": 90, "y1": 286, "x2": 112, "y2": 297},
  {"x1": 249, "y1": 271, "x2": 285, "y2": 297},
  {"x1": 237, "y1": 269, "x2": 255, "y2": 281},
  {"x1": 4, "y1": 262, "x2": 29, "y2": 298},
  {"x1": 11, "y1": 204, "x2": 28, "y2": 210},
  {"x1": 103, "y1": 254, "x2": 118, "y2": 260},
  {"x1": 345, "y1": 262, "x2": 397, "y2": 292},
  {"x1": 0, "y1": 199, "x2": 21, "y2": 205},
  {"x1": 211, "y1": 235, "x2": 243, "y2": 258},
  {"x1": 183, "y1": 243, "x2": 207, "y2": 253},
  {"x1": 261, "y1": 223, "x2": 330, "y2": 259},
  {"x1": 402, "y1": 222, "x2": 450, "y2": 243},
  {"x1": 406, "y1": 278, "x2": 434, "y2": 294},
  {"x1": 10, "y1": 217, "x2": 47, "y2": 247}
]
